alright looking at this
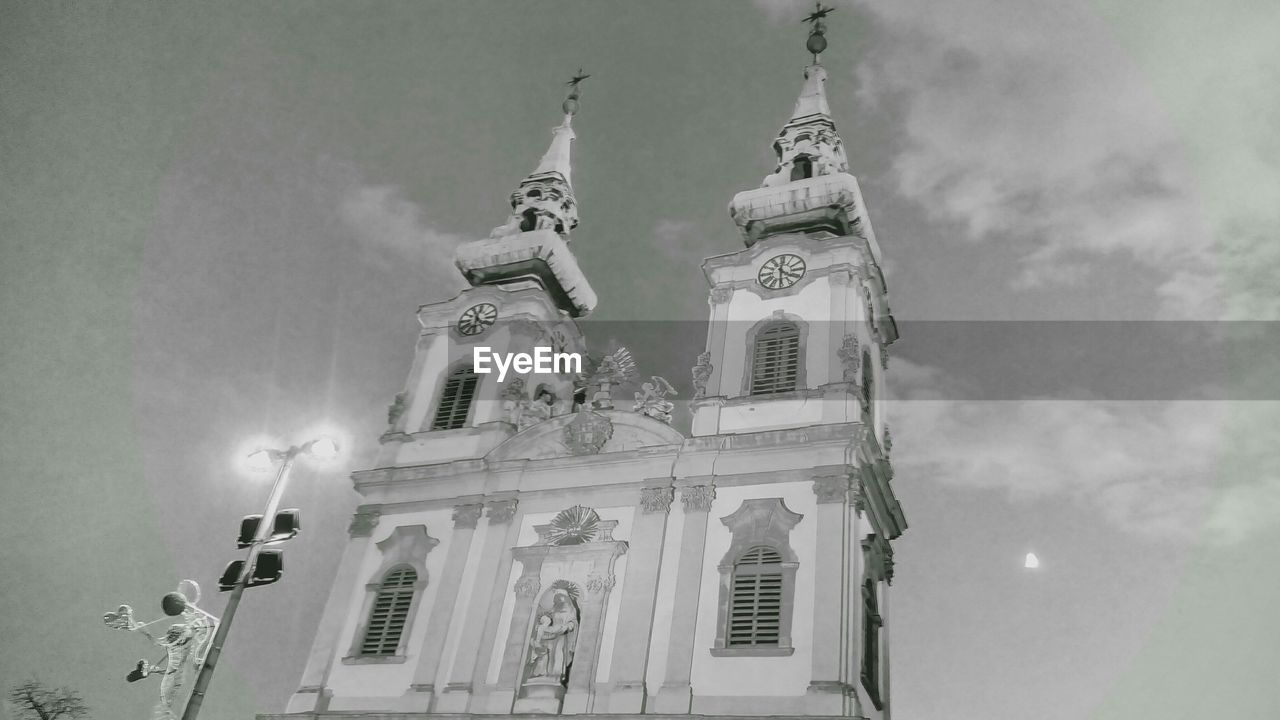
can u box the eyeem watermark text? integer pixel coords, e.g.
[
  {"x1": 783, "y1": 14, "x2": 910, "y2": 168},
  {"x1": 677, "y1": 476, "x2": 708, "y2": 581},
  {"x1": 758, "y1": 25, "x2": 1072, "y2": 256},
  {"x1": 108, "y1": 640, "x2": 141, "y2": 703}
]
[{"x1": 473, "y1": 346, "x2": 582, "y2": 382}]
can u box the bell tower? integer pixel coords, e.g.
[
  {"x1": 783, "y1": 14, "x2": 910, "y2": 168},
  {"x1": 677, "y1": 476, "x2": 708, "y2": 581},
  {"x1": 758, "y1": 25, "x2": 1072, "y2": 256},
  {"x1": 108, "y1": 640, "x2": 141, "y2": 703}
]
[
  {"x1": 690, "y1": 7, "x2": 897, "y2": 444},
  {"x1": 374, "y1": 75, "x2": 597, "y2": 469}
]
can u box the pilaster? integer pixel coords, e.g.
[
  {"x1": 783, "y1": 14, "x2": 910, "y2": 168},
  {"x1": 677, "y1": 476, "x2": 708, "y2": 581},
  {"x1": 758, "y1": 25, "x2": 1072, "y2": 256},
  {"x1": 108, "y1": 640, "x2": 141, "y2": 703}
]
[
  {"x1": 808, "y1": 475, "x2": 850, "y2": 713},
  {"x1": 436, "y1": 497, "x2": 519, "y2": 713},
  {"x1": 286, "y1": 506, "x2": 380, "y2": 714},
  {"x1": 405, "y1": 503, "x2": 483, "y2": 709},
  {"x1": 653, "y1": 483, "x2": 715, "y2": 713},
  {"x1": 606, "y1": 484, "x2": 674, "y2": 712}
]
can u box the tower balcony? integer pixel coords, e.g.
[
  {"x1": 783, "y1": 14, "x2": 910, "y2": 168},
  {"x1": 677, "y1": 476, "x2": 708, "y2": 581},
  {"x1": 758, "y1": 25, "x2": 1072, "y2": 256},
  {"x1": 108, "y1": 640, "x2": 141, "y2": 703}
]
[
  {"x1": 454, "y1": 229, "x2": 597, "y2": 317},
  {"x1": 729, "y1": 172, "x2": 864, "y2": 246}
]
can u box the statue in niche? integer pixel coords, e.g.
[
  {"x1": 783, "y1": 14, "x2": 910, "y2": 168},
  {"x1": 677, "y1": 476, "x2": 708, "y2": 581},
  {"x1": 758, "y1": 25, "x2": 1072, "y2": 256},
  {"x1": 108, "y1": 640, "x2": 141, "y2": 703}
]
[
  {"x1": 525, "y1": 587, "x2": 580, "y2": 686},
  {"x1": 517, "y1": 386, "x2": 557, "y2": 431},
  {"x1": 837, "y1": 334, "x2": 861, "y2": 382},
  {"x1": 633, "y1": 376, "x2": 677, "y2": 424}
]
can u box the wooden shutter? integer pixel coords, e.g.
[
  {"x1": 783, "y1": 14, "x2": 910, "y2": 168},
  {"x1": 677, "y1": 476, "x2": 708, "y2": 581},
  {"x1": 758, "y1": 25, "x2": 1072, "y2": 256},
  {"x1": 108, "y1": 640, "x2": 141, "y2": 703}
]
[
  {"x1": 360, "y1": 567, "x2": 416, "y2": 656},
  {"x1": 431, "y1": 367, "x2": 479, "y2": 430},
  {"x1": 750, "y1": 323, "x2": 800, "y2": 395},
  {"x1": 728, "y1": 546, "x2": 785, "y2": 646}
]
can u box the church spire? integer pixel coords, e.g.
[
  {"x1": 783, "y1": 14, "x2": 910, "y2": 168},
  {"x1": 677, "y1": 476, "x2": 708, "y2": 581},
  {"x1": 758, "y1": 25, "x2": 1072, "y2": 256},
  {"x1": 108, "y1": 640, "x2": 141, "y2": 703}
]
[
  {"x1": 728, "y1": 3, "x2": 858, "y2": 245},
  {"x1": 455, "y1": 72, "x2": 598, "y2": 317},
  {"x1": 492, "y1": 70, "x2": 590, "y2": 239}
]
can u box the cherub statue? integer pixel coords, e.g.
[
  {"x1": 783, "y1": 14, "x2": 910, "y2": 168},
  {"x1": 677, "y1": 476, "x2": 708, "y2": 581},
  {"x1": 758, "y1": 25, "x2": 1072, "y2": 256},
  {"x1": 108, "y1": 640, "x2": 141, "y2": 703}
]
[
  {"x1": 104, "y1": 580, "x2": 218, "y2": 720},
  {"x1": 634, "y1": 376, "x2": 677, "y2": 424},
  {"x1": 517, "y1": 386, "x2": 557, "y2": 431}
]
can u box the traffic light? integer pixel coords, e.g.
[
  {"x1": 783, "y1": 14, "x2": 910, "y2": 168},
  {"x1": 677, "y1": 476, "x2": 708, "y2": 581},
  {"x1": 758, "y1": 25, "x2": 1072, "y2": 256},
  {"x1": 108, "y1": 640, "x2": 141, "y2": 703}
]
[
  {"x1": 218, "y1": 550, "x2": 285, "y2": 591},
  {"x1": 236, "y1": 509, "x2": 301, "y2": 548}
]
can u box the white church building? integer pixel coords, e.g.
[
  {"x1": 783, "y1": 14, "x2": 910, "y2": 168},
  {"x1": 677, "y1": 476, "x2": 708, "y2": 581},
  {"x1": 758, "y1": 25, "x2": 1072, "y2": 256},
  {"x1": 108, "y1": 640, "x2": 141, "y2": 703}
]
[{"x1": 265, "y1": 15, "x2": 906, "y2": 720}]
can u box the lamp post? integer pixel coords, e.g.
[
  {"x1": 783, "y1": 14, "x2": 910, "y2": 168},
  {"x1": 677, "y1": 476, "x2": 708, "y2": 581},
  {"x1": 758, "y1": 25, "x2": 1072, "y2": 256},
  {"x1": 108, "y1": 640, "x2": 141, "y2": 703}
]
[{"x1": 181, "y1": 436, "x2": 341, "y2": 720}]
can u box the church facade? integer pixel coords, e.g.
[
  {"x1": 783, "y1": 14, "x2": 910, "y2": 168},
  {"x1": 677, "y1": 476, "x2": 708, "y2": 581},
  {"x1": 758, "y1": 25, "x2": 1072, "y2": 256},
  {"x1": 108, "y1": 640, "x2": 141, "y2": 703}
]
[{"x1": 268, "y1": 19, "x2": 905, "y2": 720}]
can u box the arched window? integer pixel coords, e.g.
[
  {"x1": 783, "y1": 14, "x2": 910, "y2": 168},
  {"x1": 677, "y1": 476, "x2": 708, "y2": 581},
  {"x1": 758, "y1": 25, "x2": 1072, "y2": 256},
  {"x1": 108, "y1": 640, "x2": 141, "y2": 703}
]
[
  {"x1": 750, "y1": 322, "x2": 801, "y2": 395},
  {"x1": 519, "y1": 208, "x2": 539, "y2": 232},
  {"x1": 728, "y1": 545, "x2": 785, "y2": 647},
  {"x1": 431, "y1": 366, "x2": 480, "y2": 430},
  {"x1": 360, "y1": 566, "x2": 417, "y2": 656},
  {"x1": 861, "y1": 349, "x2": 874, "y2": 409},
  {"x1": 790, "y1": 154, "x2": 814, "y2": 181}
]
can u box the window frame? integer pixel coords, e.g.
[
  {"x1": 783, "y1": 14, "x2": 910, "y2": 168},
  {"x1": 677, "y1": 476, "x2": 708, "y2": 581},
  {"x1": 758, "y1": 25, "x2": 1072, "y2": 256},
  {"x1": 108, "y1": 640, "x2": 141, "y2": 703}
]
[
  {"x1": 711, "y1": 498, "x2": 803, "y2": 658},
  {"x1": 358, "y1": 564, "x2": 419, "y2": 657},
  {"x1": 429, "y1": 364, "x2": 481, "y2": 431},
  {"x1": 743, "y1": 314, "x2": 808, "y2": 397},
  {"x1": 344, "y1": 524, "x2": 437, "y2": 665}
]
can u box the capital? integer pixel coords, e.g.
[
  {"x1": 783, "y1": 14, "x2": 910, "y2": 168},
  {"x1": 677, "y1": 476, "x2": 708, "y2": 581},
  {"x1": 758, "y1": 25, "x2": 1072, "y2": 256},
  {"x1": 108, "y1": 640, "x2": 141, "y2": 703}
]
[
  {"x1": 680, "y1": 484, "x2": 716, "y2": 513},
  {"x1": 640, "y1": 487, "x2": 675, "y2": 514},
  {"x1": 348, "y1": 506, "x2": 382, "y2": 538},
  {"x1": 452, "y1": 503, "x2": 484, "y2": 529},
  {"x1": 487, "y1": 498, "x2": 519, "y2": 525}
]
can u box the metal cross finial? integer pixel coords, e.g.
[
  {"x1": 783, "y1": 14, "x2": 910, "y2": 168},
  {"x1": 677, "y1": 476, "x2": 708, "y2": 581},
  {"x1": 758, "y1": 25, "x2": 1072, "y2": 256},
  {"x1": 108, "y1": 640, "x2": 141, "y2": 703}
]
[
  {"x1": 567, "y1": 69, "x2": 591, "y2": 92},
  {"x1": 803, "y1": 1, "x2": 836, "y2": 30}
]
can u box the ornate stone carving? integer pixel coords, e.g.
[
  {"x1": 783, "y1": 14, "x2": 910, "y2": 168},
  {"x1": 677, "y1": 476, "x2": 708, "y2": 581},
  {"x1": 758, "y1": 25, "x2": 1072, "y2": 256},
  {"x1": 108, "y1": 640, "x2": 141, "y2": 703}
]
[
  {"x1": 487, "y1": 498, "x2": 519, "y2": 525},
  {"x1": 848, "y1": 482, "x2": 866, "y2": 514},
  {"x1": 563, "y1": 411, "x2": 613, "y2": 455},
  {"x1": 813, "y1": 475, "x2": 850, "y2": 504},
  {"x1": 452, "y1": 503, "x2": 483, "y2": 529},
  {"x1": 584, "y1": 347, "x2": 636, "y2": 411},
  {"x1": 680, "y1": 484, "x2": 716, "y2": 513},
  {"x1": 640, "y1": 487, "x2": 674, "y2": 514},
  {"x1": 633, "y1": 376, "x2": 677, "y2": 424},
  {"x1": 386, "y1": 392, "x2": 407, "y2": 426},
  {"x1": 691, "y1": 351, "x2": 713, "y2": 399},
  {"x1": 883, "y1": 425, "x2": 893, "y2": 457},
  {"x1": 710, "y1": 285, "x2": 733, "y2": 304},
  {"x1": 585, "y1": 572, "x2": 616, "y2": 594},
  {"x1": 544, "y1": 505, "x2": 600, "y2": 545},
  {"x1": 883, "y1": 545, "x2": 895, "y2": 585},
  {"x1": 836, "y1": 334, "x2": 861, "y2": 382},
  {"x1": 348, "y1": 507, "x2": 382, "y2": 538},
  {"x1": 514, "y1": 575, "x2": 542, "y2": 598},
  {"x1": 501, "y1": 377, "x2": 527, "y2": 424},
  {"x1": 880, "y1": 345, "x2": 890, "y2": 370}
]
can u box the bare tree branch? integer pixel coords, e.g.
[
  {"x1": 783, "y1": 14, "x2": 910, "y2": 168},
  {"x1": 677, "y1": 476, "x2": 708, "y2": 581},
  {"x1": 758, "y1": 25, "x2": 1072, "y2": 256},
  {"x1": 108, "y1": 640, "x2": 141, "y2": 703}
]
[{"x1": 7, "y1": 680, "x2": 89, "y2": 720}]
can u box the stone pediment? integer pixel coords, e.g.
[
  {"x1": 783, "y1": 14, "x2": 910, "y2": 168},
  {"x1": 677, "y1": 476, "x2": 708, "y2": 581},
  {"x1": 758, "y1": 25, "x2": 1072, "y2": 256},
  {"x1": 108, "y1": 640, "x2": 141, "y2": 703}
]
[{"x1": 486, "y1": 410, "x2": 685, "y2": 463}]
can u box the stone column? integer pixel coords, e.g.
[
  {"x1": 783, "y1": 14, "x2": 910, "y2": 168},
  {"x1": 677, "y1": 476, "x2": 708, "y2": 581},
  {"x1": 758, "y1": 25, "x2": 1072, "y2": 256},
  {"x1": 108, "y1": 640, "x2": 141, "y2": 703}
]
[
  {"x1": 286, "y1": 506, "x2": 381, "y2": 714},
  {"x1": 846, "y1": 482, "x2": 866, "y2": 718},
  {"x1": 404, "y1": 503, "x2": 483, "y2": 709},
  {"x1": 653, "y1": 484, "x2": 715, "y2": 714},
  {"x1": 606, "y1": 486, "x2": 673, "y2": 712},
  {"x1": 808, "y1": 475, "x2": 850, "y2": 714},
  {"x1": 435, "y1": 497, "x2": 519, "y2": 713}
]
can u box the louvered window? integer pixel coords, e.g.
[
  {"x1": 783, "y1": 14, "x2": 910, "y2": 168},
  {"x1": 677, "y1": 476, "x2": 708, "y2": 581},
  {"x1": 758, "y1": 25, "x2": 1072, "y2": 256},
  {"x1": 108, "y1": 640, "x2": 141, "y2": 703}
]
[
  {"x1": 750, "y1": 323, "x2": 800, "y2": 395},
  {"x1": 728, "y1": 546, "x2": 785, "y2": 647},
  {"x1": 861, "y1": 578, "x2": 883, "y2": 707},
  {"x1": 360, "y1": 566, "x2": 416, "y2": 656},
  {"x1": 431, "y1": 366, "x2": 479, "y2": 430}
]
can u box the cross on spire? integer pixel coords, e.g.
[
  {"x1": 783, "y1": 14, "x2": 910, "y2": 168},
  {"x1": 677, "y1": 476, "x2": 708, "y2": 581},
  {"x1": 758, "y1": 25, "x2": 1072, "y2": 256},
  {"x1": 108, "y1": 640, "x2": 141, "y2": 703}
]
[{"x1": 802, "y1": 1, "x2": 835, "y2": 60}]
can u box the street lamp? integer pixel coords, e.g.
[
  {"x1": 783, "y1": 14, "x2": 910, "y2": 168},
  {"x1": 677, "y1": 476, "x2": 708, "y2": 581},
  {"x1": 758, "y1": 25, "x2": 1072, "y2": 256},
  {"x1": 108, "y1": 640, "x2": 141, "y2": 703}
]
[{"x1": 181, "y1": 434, "x2": 343, "y2": 720}]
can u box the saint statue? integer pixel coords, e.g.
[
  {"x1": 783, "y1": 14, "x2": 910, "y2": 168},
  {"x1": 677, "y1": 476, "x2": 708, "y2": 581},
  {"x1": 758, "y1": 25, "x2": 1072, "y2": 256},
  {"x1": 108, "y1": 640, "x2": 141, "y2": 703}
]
[{"x1": 525, "y1": 588, "x2": 579, "y2": 686}]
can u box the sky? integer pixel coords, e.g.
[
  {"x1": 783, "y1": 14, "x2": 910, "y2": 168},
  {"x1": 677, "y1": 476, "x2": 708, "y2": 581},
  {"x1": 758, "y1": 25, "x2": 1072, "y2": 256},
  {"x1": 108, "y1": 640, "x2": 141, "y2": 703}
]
[{"x1": 2, "y1": 1, "x2": 1280, "y2": 719}]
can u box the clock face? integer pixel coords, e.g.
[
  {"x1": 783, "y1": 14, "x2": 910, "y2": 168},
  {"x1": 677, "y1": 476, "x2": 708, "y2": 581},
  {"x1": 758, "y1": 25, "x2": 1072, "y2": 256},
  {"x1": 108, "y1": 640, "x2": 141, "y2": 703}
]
[
  {"x1": 457, "y1": 303, "x2": 497, "y2": 336},
  {"x1": 758, "y1": 254, "x2": 807, "y2": 290}
]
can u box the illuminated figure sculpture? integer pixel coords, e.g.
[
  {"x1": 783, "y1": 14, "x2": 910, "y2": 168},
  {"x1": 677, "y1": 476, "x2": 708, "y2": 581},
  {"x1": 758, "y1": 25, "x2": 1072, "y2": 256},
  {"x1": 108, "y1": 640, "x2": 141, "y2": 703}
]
[{"x1": 104, "y1": 580, "x2": 218, "y2": 720}]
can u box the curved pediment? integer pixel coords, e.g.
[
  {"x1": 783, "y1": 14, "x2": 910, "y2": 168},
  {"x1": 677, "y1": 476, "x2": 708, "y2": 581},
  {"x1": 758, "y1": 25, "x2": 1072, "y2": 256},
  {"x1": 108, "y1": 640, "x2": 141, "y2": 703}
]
[{"x1": 486, "y1": 410, "x2": 685, "y2": 462}]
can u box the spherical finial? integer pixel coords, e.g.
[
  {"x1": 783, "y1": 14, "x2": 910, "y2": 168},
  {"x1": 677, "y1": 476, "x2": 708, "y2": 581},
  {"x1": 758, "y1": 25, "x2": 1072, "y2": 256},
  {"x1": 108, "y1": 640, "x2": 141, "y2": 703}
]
[
  {"x1": 562, "y1": 96, "x2": 580, "y2": 116},
  {"x1": 806, "y1": 32, "x2": 828, "y2": 56}
]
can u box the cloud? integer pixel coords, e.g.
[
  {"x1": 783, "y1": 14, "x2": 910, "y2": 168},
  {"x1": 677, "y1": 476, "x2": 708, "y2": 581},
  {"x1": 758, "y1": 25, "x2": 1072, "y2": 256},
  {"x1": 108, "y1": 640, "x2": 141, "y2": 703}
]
[
  {"x1": 756, "y1": 0, "x2": 1280, "y2": 319},
  {"x1": 888, "y1": 358, "x2": 1280, "y2": 545},
  {"x1": 338, "y1": 184, "x2": 467, "y2": 294}
]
